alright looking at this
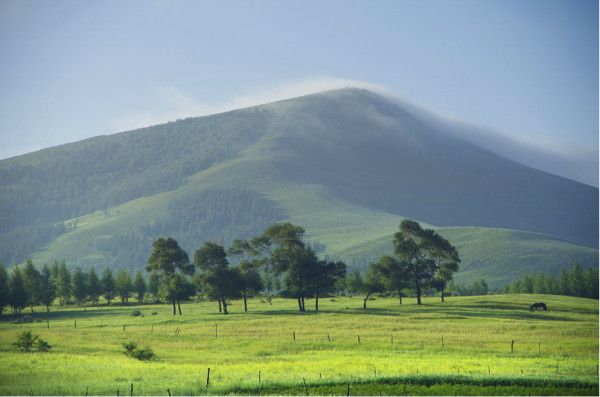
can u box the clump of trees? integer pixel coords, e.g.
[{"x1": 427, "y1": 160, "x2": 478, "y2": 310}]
[
  {"x1": 144, "y1": 223, "x2": 348, "y2": 315},
  {"x1": 14, "y1": 331, "x2": 51, "y2": 353},
  {"x1": 1, "y1": 220, "x2": 595, "y2": 317},
  {"x1": 348, "y1": 220, "x2": 460, "y2": 307},
  {"x1": 505, "y1": 263, "x2": 598, "y2": 298}
]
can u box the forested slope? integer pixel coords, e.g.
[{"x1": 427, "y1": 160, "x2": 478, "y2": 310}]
[{"x1": 0, "y1": 88, "x2": 597, "y2": 286}]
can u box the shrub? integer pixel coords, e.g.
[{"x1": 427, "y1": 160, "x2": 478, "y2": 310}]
[
  {"x1": 122, "y1": 340, "x2": 155, "y2": 361},
  {"x1": 131, "y1": 309, "x2": 142, "y2": 317},
  {"x1": 131, "y1": 347, "x2": 155, "y2": 361},
  {"x1": 151, "y1": 311, "x2": 158, "y2": 316},
  {"x1": 14, "y1": 331, "x2": 52, "y2": 353},
  {"x1": 123, "y1": 341, "x2": 137, "y2": 354},
  {"x1": 35, "y1": 338, "x2": 52, "y2": 352}
]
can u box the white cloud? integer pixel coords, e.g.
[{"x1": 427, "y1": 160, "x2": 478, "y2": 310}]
[
  {"x1": 111, "y1": 77, "x2": 391, "y2": 132},
  {"x1": 110, "y1": 76, "x2": 598, "y2": 186}
]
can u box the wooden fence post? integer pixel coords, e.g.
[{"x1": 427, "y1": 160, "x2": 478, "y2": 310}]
[
  {"x1": 130, "y1": 383, "x2": 133, "y2": 396},
  {"x1": 206, "y1": 367, "x2": 211, "y2": 388},
  {"x1": 511, "y1": 340, "x2": 515, "y2": 353}
]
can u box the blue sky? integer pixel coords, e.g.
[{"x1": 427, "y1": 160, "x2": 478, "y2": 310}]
[{"x1": 0, "y1": 0, "x2": 598, "y2": 184}]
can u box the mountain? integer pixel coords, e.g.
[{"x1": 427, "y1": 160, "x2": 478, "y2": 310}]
[{"x1": 0, "y1": 88, "x2": 597, "y2": 287}]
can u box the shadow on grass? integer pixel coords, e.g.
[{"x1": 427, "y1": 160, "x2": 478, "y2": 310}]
[
  {"x1": 0, "y1": 306, "x2": 140, "y2": 322},
  {"x1": 213, "y1": 305, "x2": 577, "y2": 322}
]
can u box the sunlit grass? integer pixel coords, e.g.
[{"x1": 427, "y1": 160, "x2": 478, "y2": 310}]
[{"x1": 0, "y1": 294, "x2": 597, "y2": 395}]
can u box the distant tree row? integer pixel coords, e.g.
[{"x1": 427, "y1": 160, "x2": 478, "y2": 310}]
[
  {"x1": 446, "y1": 279, "x2": 489, "y2": 296},
  {"x1": 504, "y1": 263, "x2": 598, "y2": 299},
  {"x1": 0, "y1": 259, "x2": 153, "y2": 315}
]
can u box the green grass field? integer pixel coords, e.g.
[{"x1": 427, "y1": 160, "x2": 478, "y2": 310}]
[{"x1": 0, "y1": 294, "x2": 597, "y2": 396}]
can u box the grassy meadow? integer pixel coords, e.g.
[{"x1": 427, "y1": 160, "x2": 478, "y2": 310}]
[{"x1": 0, "y1": 294, "x2": 597, "y2": 395}]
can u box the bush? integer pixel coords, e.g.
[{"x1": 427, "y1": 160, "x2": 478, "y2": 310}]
[
  {"x1": 14, "y1": 331, "x2": 52, "y2": 353},
  {"x1": 123, "y1": 340, "x2": 155, "y2": 361},
  {"x1": 131, "y1": 309, "x2": 142, "y2": 317},
  {"x1": 151, "y1": 311, "x2": 158, "y2": 316},
  {"x1": 123, "y1": 341, "x2": 137, "y2": 354},
  {"x1": 131, "y1": 347, "x2": 155, "y2": 361}
]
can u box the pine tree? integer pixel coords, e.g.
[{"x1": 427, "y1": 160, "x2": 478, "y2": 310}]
[
  {"x1": 569, "y1": 263, "x2": 585, "y2": 297},
  {"x1": 39, "y1": 264, "x2": 56, "y2": 312},
  {"x1": 133, "y1": 271, "x2": 147, "y2": 303},
  {"x1": 0, "y1": 264, "x2": 9, "y2": 315},
  {"x1": 558, "y1": 267, "x2": 572, "y2": 296},
  {"x1": 101, "y1": 268, "x2": 116, "y2": 306},
  {"x1": 23, "y1": 259, "x2": 42, "y2": 312},
  {"x1": 115, "y1": 270, "x2": 132, "y2": 304},
  {"x1": 56, "y1": 260, "x2": 71, "y2": 305},
  {"x1": 71, "y1": 267, "x2": 88, "y2": 305},
  {"x1": 8, "y1": 266, "x2": 28, "y2": 314},
  {"x1": 87, "y1": 267, "x2": 102, "y2": 304}
]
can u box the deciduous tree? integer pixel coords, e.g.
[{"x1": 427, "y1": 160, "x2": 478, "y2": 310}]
[{"x1": 147, "y1": 237, "x2": 194, "y2": 315}]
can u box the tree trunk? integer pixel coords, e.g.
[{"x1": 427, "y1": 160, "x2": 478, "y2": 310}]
[
  {"x1": 363, "y1": 292, "x2": 371, "y2": 309},
  {"x1": 172, "y1": 299, "x2": 176, "y2": 315},
  {"x1": 218, "y1": 300, "x2": 222, "y2": 313},
  {"x1": 177, "y1": 299, "x2": 182, "y2": 315},
  {"x1": 399, "y1": 292, "x2": 403, "y2": 305},
  {"x1": 416, "y1": 278, "x2": 422, "y2": 305},
  {"x1": 301, "y1": 296, "x2": 305, "y2": 311},
  {"x1": 243, "y1": 293, "x2": 248, "y2": 312},
  {"x1": 222, "y1": 299, "x2": 228, "y2": 315},
  {"x1": 315, "y1": 289, "x2": 319, "y2": 312},
  {"x1": 46, "y1": 305, "x2": 50, "y2": 313},
  {"x1": 297, "y1": 298, "x2": 303, "y2": 311},
  {"x1": 440, "y1": 288, "x2": 445, "y2": 302}
]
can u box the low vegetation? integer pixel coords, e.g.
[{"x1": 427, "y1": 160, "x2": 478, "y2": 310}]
[
  {"x1": 0, "y1": 295, "x2": 597, "y2": 395},
  {"x1": 13, "y1": 331, "x2": 51, "y2": 353},
  {"x1": 123, "y1": 341, "x2": 155, "y2": 361}
]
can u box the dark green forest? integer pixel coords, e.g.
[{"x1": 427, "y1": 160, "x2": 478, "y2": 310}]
[
  {"x1": 90, "y1": 189, "x2": 286, "y2": 269},
  {"x1": 0, "y1": 109, "x2": 273, "y2": 264}
]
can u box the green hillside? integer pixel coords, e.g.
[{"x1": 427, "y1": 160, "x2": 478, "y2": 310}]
[{"x1": 0, "y1": 89, "x2": 597, "y2": 286}]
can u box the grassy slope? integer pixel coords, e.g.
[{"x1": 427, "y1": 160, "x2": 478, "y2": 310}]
[
  {"x1": 0, "y1": 295, "x2": 597, "y2": 396},
  {"x1": 29, "y1": 119, "x2": 598, "y2": 287}
]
